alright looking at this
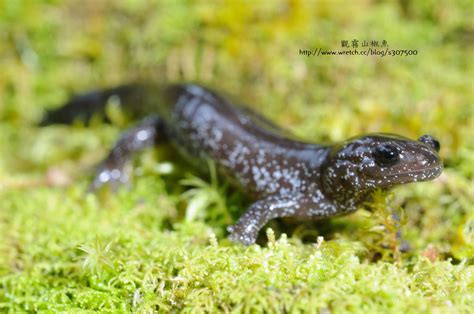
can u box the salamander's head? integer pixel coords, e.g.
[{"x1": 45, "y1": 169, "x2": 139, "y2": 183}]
[{"x1": 322, "y1": 133, "x2": 443, "y2": 202}]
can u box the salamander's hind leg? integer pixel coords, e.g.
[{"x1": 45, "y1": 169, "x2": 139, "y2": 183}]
[
  {"x1": 89, "y1": 115, "x2": 166, "y2": 191},
  {"x1": 227, "y1": 195, "x2": 304, "y2": 245}
]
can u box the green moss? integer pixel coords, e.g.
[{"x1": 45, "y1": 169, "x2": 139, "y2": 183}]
[{"x1": 0, "y1": 0, "x2": 473, "y2": 312}]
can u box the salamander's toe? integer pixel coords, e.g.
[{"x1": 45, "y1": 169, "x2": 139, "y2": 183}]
[
  {"x1": 227, "y1": 225, "x2": 256, "y2": 246},
  {"x1": 87, "y1": 164, "x2": 130, "y2": 193}
]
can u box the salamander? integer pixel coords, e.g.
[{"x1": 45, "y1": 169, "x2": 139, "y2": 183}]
[{"x1": 41, "y1": 83, "x2": 443, "y2": 245}]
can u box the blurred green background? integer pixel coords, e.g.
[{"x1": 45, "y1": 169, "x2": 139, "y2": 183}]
[{"x1": 0, "y1": 0, "x2": 473, "y2": 312}]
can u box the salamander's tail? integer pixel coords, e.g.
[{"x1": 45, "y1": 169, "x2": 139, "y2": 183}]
[{"x1": 39, "y1": 84, "x2": 148, "y2": 126}]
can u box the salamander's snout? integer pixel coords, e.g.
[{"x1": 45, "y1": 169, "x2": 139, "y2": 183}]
[{"x1": 418, "y1": 134, "x2": 440, "y2": 152}]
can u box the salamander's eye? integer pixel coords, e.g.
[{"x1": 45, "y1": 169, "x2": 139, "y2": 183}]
[
  {"x1": 373, "y1": 144, "x2": 399, "y2": 167},
  {"x1": 418, "y1": 134, "x2": 440, "y2": 152}
]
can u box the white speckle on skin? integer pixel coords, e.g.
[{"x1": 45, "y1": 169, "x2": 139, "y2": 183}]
[{"x1": 136, "y1": 130, "x2": 149, "y2": 141}]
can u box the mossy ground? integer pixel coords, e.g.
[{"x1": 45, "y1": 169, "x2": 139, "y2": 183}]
[{"x1": 0, "y1": 1, "x2": 473, "y2": 313}]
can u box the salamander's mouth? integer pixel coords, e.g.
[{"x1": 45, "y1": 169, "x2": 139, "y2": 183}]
[
  {"x1": 378, "y1": 164, "x2": 443, "y2": 184},
  {"x1": 386, "y1": 164, "x2": 443, "y2": 177}
]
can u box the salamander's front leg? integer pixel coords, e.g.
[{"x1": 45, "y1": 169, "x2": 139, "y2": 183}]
[
  {"x1": 89, "y1": 116, "x2": 166, "y2": 191},
  {"x1": 227, "y1": 195, "x2": 304, "y2": 245}
]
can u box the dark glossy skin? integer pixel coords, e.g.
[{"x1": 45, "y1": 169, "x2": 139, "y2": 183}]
[{"x1": 42, "y1": 83, "x2": 443, "y2": 245}]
